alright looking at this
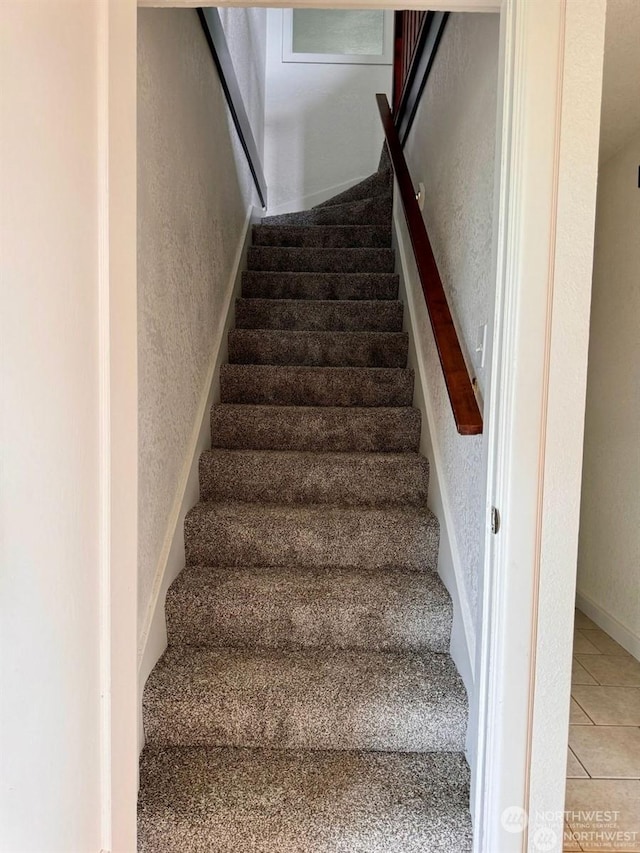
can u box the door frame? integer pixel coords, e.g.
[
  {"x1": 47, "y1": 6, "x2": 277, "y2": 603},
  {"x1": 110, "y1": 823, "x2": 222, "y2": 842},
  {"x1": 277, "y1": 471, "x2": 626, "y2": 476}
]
[
  {"x1": 473, "y1": 1, "x2": 606, "y2": 850},
  {"x1": 104, "y1": 1, "x2": 606, "y2": 849}
]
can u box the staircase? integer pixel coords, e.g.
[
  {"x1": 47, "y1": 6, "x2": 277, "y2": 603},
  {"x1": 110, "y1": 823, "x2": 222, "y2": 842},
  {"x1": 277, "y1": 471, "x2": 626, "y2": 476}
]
[{"x1": 138, "y1": 155, "x2": 473, "y2": 852}]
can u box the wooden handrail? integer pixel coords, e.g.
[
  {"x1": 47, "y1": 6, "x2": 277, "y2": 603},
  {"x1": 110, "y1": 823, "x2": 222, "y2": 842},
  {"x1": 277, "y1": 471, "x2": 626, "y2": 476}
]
[
  {"x1": 198, "y1": 8, "x2": 267, "y2": 209},
  {"x1": 376, "y1": 94, "x2": 483, "y2": 436}
]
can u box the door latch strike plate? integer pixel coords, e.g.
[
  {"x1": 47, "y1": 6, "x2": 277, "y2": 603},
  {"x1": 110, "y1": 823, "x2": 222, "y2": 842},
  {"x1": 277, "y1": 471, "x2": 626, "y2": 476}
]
[{"x1": 491, "y1": 506, "x2": 501, "y2": 534}]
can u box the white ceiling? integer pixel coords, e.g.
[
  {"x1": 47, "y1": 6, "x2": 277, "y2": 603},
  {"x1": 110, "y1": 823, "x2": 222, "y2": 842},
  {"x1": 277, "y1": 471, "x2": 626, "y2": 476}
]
[{"x1": 599, "y1": 0, "x2": 640, "y2": 163}]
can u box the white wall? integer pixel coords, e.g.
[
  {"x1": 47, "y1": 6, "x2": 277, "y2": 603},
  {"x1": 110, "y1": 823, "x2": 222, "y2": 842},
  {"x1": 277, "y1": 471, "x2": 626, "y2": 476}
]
[
  {"x1": 402, "y1": 13, "x2": 500, "y2": 635},
  {"x1": 219, "y1": 8, "x2": 268, "y2": 161},
  {"x1": 577, "y1": 129, "x2": 640, "y2": 653},
  {"x1": 263, "y1": 8, "x2": 392, "y2": 213},
  {"x1": 0, "y1": 3, "x2": 103, "y2": 850},
  {"x1": 137, "y1": 7, "x2": 265, "y2": 660}
]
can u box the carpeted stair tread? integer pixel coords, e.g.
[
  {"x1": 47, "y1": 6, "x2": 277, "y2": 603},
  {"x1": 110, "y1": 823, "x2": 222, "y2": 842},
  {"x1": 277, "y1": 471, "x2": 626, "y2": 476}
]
[
  {"x1": 210, "y1": 403, "x2": 421, "y2": 452},
  {"x1": 184, "y1": 500, "x2": 439, "y2": 571},
  {"x1": 252, "y1": 224, "x2": 391, "y2": 248},
  {"x1": 166, "y1": 565, "x2": 452, "y2": 652},
  {"x1": 198, "y1": 449, "x2": 428, "y2": 505},
  {"x1": 220, "y1": 364, "x2": 414, "y2": 407},
  {"x1": 247, "y1": 246, "x2": 394, "y2": 274},
  {"x1": 143, "y1": 645, "x2": 467, "y2": 752},
  {"x1": 260, "y1": 195, "x2": 392, "y2": 227},
  {"x1": 138, "y1": 746, "x2": 472, "y2": 853},
  {"x1": 235, "y1": 298, "x2": 403, "y2": 332},
  {"x1": 314, "y1": 170, "x2": 393, "y2": 208},
  {"x1": 228, "y1": 329, "x2": 408, "y2": 367},
  {"x1": 241, "y1": 270, "x2": 399, "y2": 301}
]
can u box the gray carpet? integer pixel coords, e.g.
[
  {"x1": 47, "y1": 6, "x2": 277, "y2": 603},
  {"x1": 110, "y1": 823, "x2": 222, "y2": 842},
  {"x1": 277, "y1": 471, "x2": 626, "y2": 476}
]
[
  {"x1": 228, "y1": 329, "x2": 409, "y2": 367},
  {"x1": 235, "y1": 296, "x2": 404, "y2": 332},
  {"x1": 138, "y1": 158, "x2": 472, "y2": 851},
  {"x1": 139, "y1": 748, "x2": 472, "y2": 853},
  {"x1": 198, "y1": 448, "x2": 429, "y2": 505},
  {"x1": 247, "y1": 246, "x2": 395, "y2": 274},
  {"x1": 240, "y1": 270, "x2": 399, "y2": 301},
  {"x1": 252, "y1": 224, "x2": 392, "y2": 248},
  {"x1": 210, "y1": 403, "x2": 422, "y2": 452}
]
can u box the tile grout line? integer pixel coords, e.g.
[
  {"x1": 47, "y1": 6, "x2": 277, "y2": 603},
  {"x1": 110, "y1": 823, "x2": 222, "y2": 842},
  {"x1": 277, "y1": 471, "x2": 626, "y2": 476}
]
[
  {"x1": 573, "y1": 655, "x2": 603, "y2": 686},
  {"x1": 568, "y1": 745, "x2": 592, "y2": 779},
  {"x1": 570, "y1": 693, "x2": 598, "y2": 726}
]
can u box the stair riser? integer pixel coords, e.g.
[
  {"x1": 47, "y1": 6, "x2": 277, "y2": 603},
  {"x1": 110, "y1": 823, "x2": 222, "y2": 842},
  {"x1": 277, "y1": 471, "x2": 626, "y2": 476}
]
[
  {"x1": 241, "y1": 271, "x2": 399, "y2": 301},
  {"x1": 138, "y1": 748, "x2": 473, "y2": 853},
  {"x1": 228, "y1": 330, "x2": 408, "y2": 368},
  {"x1": 210, "y1": 405, "x2": 422, "y2": 452},
  {"x1": 143, "y1": 702, "x2": 466, "y2": 753},
  {"x1": 198, "y1": 450, "x2": 428, "y2": 506},
  {"x1": 184, "y1": 504, "x2": 439, "y2": 572},
  {"x1": 261, "y1": 197, "x2": 392, "y2": 227},
  {"x1": 247, "y1": 247, "x2": 395, "y2": 273},
  {"x1": 166, "y1": 568, "x2": 451, "y2": 652},
  {"x1": 252, "y1": 225, "x2": 391, "y2": 249},
  {"x1": 220, "y1": 365, "x2": 414, "y2": 408},
  {"x1": 143, "y1": 650, "x2": 467, "y2": 752},
  {"x1": 235, "y1": 299, "x2": 403, "y2": 332}
]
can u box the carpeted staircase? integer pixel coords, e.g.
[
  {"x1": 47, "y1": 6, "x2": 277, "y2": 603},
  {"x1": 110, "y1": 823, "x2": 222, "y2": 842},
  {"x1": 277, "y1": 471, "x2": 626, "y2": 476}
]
[{"x1": 138, "y1": 154, "x2": 473, "y2": 852}]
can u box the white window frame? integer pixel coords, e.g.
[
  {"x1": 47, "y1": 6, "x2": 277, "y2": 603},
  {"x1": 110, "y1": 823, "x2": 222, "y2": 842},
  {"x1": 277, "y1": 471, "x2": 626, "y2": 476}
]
[{"x1": 282, "y1": 8, "x2": 394, "y2": 65}]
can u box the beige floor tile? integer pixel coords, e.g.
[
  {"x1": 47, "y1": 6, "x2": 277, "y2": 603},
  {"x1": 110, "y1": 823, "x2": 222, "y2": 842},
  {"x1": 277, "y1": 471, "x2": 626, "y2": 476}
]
[
  {"x1": 574, "y1": 657, "x2": 600, "y2": 686},
  {"x1": 576, "y1": 655, "x2": 640, "y2": 687},
  {"x1": 582, "y1": 627, "x2": 632, "y2": 657},
  {"x1": 565, "y1": 779, "x2": 640, "y2": 851},
  {"x1": 575, "y1": 610, "x2": 599, "y2": 631},
  {"x1": 571, "y1": 697, "x2": 595, "y2": 725},
  {"x1": 563, "y1": 821, "x2": 583, "y2": 850},
  {"x1": 572, "y1": 687, "x2": 640, "y2": 726},
  {"x1": 568, "y1": 747, "x2": 590, "y2": 778},
  {"x1": 569, "y1": 726, "x2": 640, "y2": 779},
  {"x1": 575, "y1": 630, "x2": 604, "y2": 655}
]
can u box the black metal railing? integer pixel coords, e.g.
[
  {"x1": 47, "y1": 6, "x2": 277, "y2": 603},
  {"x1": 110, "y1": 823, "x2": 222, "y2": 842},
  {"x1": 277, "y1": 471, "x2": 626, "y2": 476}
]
[
  {"x1": 393, "y1": 11, "x2": 449, "y2": 147},
  {"x1": 198, "y1": 8, "x2": 268, "y2": 208}
]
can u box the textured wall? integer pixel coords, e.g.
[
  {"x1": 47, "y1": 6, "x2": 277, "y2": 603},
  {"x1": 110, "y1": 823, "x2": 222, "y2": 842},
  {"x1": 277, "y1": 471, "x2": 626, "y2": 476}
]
[
  {"x1": 137, "y1": 8, "x2": 265, "y2": 646},
  {"x1": 577, "y1": 130, "x2": 640, "y2": 644},
  {"x1": 403, "y1": 13, "x2": 499, "y2": 622},
  {"x1": 263, "y1": 9, "x2": 392, "y2": 212},
  {"x1": 598, "y1": 0, "x2": 640, "y2": 163}
]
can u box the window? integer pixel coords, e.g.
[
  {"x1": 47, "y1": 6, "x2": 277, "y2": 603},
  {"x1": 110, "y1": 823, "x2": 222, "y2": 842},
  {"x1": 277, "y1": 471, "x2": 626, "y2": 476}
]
[{"x1": 282, "y1": 9, "x2": 393, "y2": 65}]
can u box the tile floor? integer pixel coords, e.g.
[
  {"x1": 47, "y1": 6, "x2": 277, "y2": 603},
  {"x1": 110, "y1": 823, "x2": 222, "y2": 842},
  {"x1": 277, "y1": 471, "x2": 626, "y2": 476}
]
[{"x1": 564, "y1": 609, "x2": 640, "y2": 852}]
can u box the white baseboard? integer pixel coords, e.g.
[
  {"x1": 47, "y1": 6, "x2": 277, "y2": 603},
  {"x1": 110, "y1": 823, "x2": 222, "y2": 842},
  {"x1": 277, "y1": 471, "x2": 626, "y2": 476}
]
[
  {"x1": 265, "y1": 174, "x2": 369, "y2": 216},
  {"x1": 392, "y1": 205, "x2": 476, "y2": 696},
  {"x1": 575, "y1": 590, "x2": 640, "y2": 661},
  {"x1": 136, "y1": 206, "x2": 258, "y2": 750}
]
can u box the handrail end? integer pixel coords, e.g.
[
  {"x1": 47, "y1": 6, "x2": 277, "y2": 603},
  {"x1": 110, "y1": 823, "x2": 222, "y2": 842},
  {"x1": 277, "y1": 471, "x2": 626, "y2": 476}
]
[{"x1": 457, "y1": 421, "x2": 483, "y2": 437}]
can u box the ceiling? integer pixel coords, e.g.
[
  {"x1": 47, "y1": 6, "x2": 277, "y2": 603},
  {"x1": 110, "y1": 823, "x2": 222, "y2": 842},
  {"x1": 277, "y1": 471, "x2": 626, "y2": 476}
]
[{"x1": 599, "y1": 0, "x2": 640, "y2": 163}]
